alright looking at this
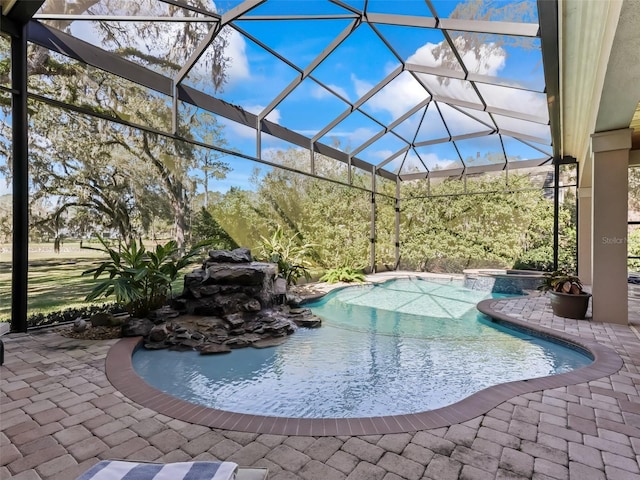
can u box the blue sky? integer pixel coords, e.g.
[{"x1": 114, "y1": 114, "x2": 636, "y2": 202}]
[{"x1": 1, "y1": 0, "x2": 550, "y2": 195}]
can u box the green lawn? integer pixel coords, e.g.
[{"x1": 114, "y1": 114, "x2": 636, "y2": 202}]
[
  {"x1": 0, "y1": 241, "x2": 189, "y2": 322},
  {"x1": 0, "y1": 242, "x2": 108, "y2": 321}
]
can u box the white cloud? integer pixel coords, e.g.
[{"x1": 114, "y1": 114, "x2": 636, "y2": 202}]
[
  {"x1": 407, "y1": 42, "x2": 442, "y2": 68},
  {"x1": 350, "y1": 37, "x2": 547, "y2": 144},
  {"x1": 417, "y1": 151, "x2": 442, "y2": 168},
  {"x1": 400, "y1": 151, "x2": 423, "y2": 172},
  {"x1": 369, "y1": 74, "x2": 430, "y2": 120},
  {"x1": 454, "y1": 38, "x2": 506, "y2": 76},
  {"x1": 352, "y1": 74, "x2": 372, "y2": 98},
  {"x1": 321, "y1": 127, "x2": 375, "y2": 140},
  {"x1": 221, "y1": 117, "x2": 256, "y2": 140},
  {"x1": 311, "y1": 84, "x2": 350, "y2": 102},
  {"x1": 219, "y1": 105, "x2": 281, "y2": 142},
  {"x1": 244, "y1": 105, "x2": 281, "y2": 124},
  {"x1": 295, "y1": 129, "x2": 323, "y2": 136},
  {"x1": 371, "y1": 149, "x2": 393, "y2": 161},
  {"x1": 415, "y1": 151, "x2": 459, "y2": 171},
  {"x1": 408, "y1": 40, "x2": 506, "y2": 105},
  {"x1": 225, "y1": 28, "x2": 250, "y2": 84},
  {"x1": 435, "y1": 103, "x2": 490, "y2": 135},
  {"x1": 408, "y1": 38, "x2": 506, "y2": 76}
]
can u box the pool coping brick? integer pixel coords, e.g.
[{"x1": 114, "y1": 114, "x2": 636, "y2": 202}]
[{"x1": 1, "y1": 272, "x2": 639, "y2": 479}]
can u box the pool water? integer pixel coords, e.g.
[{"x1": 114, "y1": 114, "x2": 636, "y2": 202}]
[{"x1": 132, "y1": 278, "x2": 592, "y2": 418}]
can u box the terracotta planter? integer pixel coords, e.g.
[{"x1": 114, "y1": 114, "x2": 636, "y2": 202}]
[{"x1": 549, "y1": 291, "x2": 592, "y2": 319}]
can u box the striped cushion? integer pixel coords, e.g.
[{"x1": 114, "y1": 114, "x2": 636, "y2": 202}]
[{"x1": 76, "y1": 460, "x2": 238, "y2": 480}]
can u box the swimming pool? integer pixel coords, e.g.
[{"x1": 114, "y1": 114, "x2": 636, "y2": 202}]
[{"x1": 132, "y1": 278, "x2": 592, "y2": 418}]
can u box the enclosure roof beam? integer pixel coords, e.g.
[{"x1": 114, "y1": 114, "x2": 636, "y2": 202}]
[
  {"x1": 28, "y1": 22, "x2": 173, "y2": 95},
  {"x1": 399, "y1": 156, "x2": 552, "y2": 182},
  {"x1": 235, "y1": 14, "x2": 359, "y2": 20},
  {"x1": 498, "y1": 129, "x2": 551, "y2": 146},
  {"x1": 414, "y1": 130, "x2": 495, "y2": 148},
  {"x1": 365, "y1": 13, "x2": 437, "y2": 28},
  {"x1": 537, "y1": 0, "x2": 561, "y2": 159},
  {"x1": 221, "y1": 0, "x2": 266, "y2": 24},
  {"x1": 377, "y1": 145, "x2": 411, "y2": 170},
  {"x1": 438, "y1": 18, "x2": 539, "y2": 37},
  {"x1": 32, "y1": 15, "x2": 219, "y2": 22},
  {"x1": 157, "y1": 0, "x2": 220, "y2": 18}
]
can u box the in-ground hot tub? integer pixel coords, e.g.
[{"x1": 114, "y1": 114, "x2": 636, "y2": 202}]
[{"x1": 463, "y1": 269, "x2": 544, "y2": 294}]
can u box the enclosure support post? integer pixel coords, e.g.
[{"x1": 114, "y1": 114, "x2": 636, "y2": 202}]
[
  {"x1": 553, "y1": 159, "x2": 560, "y2": 271},
  {"x1": 171, "y1": 81, "x2": 177, "y2": 134},
  {"x1": 574, "y1": 160, "x2": 580, "y2": 274},
  {"x1": 370, "y1": 169, "x2": 376, "y2": 273},
  {"x1": 395, "y1": 180, "x2": 400, "y2": 270},
  {"x1": 11, "y1": 23, "x2": 29, "y2": 333},
  {"x1": 310, "y1": 142, "x2": 315, "y2": 176},
  {"x1": 591, "y1": 129, "x2": 630, "y2": 324}
]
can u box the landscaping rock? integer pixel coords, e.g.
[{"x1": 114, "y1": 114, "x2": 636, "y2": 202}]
[
  {"x1": 73, "y1": 317, "x2": 88, "y2": 333},
  {"x1": 143, "y1": 341, "x2": 168, "y2": 350},
  {"x1": 89, "y1": 312, "x2": 112, "y2": 327},
  {"x1": 202, "y1": 264, "x2": 271, "y2": 286},
  {"x1": 288, "y1": 308, "x2": 322, "y2": 328},
  {"x1": 122, "y1": 318, "x2": 154, "y2": 337},
  {"x1": 252, "y1": 337, "x2": 288, "y2": 348},
  {"x1": 148, "y1": 305, "x2": 180, "y2": 323},
  {"x1": 207, "y1": 248, "x2": 252, "y2": 263},
  {"x1": 199, "y1": 344, "x2": 232, "y2": 355},
  {"x1": 224, "y1": 313, "x2": 246, "y2": 329},
  {"x1": 148, "y1": 324, "x2": 169, "y2": 343},
  {"x1": 109, "y1": 313, "x2": 130, "y2": 326}
]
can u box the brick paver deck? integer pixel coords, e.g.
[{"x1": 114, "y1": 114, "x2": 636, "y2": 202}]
[{"x1": 2, "y1": 276, "x2": 639, "y2": 480}]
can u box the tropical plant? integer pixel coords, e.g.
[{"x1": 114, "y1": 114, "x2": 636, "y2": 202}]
[
  {"x1": 319, "y1": 267, "x2": 366, "y2": 284},
  {"x1": 538, "y1": 270, "x2": 584, "y2": 294},
  {"x1": 82, "y1": 236, "x2": 211, "y2": 317},
  {"x1": 257, "y1": 226, "x2": 316, "y2": 286}
]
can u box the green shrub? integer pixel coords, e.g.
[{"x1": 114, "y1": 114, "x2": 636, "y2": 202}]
[
  {"x1": 27, "y1": 304, "x2": 126, "y2": 328},
  {"x1": 513, "y1": 245, "x2": 554, "y2": 271},
  {"x1": 257, "y1": 226, "x2": 316, "y2": 286},
  {"x1": 319, "y1": 267, "x2": 366, "y2": 284},
  {"x1": 82, "y1": 236, "x2": 210, "y2": 317}
]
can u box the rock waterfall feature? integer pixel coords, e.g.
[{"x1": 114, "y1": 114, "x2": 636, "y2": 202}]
[{"x1": 128, "y1": 248, "x2": 321, "y2": 353}]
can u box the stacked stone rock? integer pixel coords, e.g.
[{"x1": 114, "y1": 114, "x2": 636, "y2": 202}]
[
  {"x1": 123, "y1": 248, "x2": 321, "y2": 354},
  {"x1": 178, "y1": 247, "x2": 276, "y2": 316}
]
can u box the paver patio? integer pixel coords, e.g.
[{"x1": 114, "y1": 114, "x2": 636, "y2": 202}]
[{"x1": 2, "y1": 278, "x2": 640, "y2": 480}]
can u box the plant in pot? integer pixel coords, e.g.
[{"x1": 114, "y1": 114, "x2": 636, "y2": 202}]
[{"x1": 538, "y1": 270, "x2": 592, "y2": 319}]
